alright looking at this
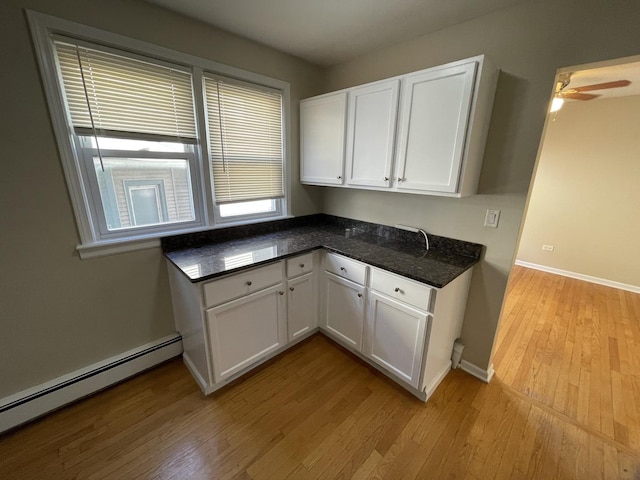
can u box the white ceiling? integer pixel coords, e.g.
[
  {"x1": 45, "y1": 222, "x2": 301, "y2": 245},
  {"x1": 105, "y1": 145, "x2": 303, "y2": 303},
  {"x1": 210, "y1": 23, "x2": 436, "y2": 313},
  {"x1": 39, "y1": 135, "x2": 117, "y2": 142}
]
[{"x1": 145, "y1": 0, "x2": 531, "y2": 66}]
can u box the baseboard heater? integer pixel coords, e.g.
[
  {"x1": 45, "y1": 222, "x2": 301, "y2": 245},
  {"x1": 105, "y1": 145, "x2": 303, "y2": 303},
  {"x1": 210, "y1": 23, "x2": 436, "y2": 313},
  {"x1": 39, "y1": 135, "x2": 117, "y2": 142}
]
[{"x1": 0, "y1": 334, "x2": 182, "y2": 434}]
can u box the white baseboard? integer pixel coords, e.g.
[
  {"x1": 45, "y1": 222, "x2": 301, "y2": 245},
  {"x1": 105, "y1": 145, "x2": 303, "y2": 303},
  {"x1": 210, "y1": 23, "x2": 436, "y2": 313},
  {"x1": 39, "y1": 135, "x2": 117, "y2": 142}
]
[
  {"x1": 0, "y1": 334, "x2": 182, "y2": 433},
  {"x1": 460, "y1": 360, "x2": 494, "y2": 383},
  {"x1": 515, "y1": 260, "x2": 640, "y2": 294}
]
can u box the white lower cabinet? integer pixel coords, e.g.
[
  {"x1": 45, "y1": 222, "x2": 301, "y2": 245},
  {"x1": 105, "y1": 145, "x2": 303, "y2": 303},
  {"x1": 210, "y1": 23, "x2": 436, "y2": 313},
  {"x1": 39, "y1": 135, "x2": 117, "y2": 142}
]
[
  {"x1": 319, "y1": 253, "x2": 473, "y2": 400},
  {"x1": 287, "y1": 272, "x2": 316, "y2": 342},
  {"x1": 323, "y1": 271, "x2": 366, "y2": 351},
  {"x1": 364, "y1": 291, "x2": 429, "y2": 389},
  {"x1": 168, "y1": 253, "x2": 320, "y2": 395},
  {"x1": 206, "y1": 284, "x2": 286, "y2": 383},
  {"x1": 168, "y1": 248, "x2": 472, "y2": 401}
]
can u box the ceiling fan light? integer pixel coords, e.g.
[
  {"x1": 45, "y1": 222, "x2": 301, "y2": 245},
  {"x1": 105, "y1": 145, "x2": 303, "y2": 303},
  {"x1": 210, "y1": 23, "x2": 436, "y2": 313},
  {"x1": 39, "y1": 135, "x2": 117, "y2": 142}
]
[{"x1": 550, "y1": 97, "x2": 564, "y2": 112}]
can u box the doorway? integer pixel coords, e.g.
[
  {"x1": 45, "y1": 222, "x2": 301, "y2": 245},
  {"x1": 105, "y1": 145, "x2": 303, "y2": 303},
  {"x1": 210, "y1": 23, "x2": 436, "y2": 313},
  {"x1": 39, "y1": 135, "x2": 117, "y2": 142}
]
[
  {"x1": 515, "y1": 58, "x2": 640, "y2": 292},
  {"x1": 492, "y1": 55, "x2": 640, "y2": 452}
]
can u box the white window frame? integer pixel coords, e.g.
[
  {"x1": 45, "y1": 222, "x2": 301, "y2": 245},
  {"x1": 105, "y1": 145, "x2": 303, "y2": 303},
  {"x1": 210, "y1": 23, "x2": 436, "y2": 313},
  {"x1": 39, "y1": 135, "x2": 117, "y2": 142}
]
[
  {"x1": 214, "y1": 199, "x2": 283, "y2": 226},
  {"x1": 202, "y1": 73, "x2": 286, "y2": 226},
  {"x1": 28, "y1": 11, "x2": 291, "y2": 258},
  {"x1": 78, "y1": 145, "x2": 202, "y2": 237}
]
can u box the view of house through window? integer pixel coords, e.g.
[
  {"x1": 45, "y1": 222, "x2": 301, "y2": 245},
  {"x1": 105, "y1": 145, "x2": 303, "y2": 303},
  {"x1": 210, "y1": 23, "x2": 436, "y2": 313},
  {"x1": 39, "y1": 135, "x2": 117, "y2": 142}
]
[
  {"x1": 81, "y1": 136, "x2": 197, "y2": 232},
  {"x1": 92, "y1": 156, "x2": 194, "y2": 230}
]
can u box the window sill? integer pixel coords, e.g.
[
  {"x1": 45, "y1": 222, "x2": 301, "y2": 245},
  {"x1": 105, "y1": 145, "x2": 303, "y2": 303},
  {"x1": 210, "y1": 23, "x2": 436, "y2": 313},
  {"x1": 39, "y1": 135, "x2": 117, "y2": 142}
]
[
  {"x1": 213, "y1": 214, "x2": 293, "y2": 229},
  {"x1": 76, "y1": 215, "x2": 294, "y2": 259},
  {"x1": 77, "y1": 237, "x2": 162, "y2": 259}
]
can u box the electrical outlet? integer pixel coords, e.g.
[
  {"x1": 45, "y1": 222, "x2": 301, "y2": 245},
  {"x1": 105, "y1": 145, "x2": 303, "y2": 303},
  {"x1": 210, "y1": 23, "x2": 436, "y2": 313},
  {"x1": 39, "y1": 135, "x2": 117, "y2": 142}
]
[
  {"x1": 484, "y1": 209, "x2": 500, "y2": 228},
  {"x1": 542, "y1": 244, "x2": 554, "y2": 251}
]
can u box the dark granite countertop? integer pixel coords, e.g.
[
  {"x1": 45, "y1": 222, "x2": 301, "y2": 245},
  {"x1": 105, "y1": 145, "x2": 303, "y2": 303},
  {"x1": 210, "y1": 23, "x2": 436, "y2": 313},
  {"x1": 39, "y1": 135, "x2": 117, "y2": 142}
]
[{"x1": 161, "y1": 214, "x2": 483, "y2": 289}]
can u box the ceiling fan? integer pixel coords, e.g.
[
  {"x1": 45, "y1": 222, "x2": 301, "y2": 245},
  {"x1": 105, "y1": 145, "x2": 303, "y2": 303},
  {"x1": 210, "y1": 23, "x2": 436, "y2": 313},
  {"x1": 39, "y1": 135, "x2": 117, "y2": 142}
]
[{"x1": 551, "y1": 73, "x2": 631, "y2": 112}]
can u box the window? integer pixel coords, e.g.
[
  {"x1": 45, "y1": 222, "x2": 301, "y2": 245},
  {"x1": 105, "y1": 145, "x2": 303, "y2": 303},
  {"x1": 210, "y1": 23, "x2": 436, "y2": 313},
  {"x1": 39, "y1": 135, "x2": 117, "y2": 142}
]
[
  {"x1": 54, "y1": 40, "x2": 202, "y2": 240},
  {"x1": 28, "y1": 12, "x2": 289, "y2": 257},
  {"x1": 203, "y1": 76, "x2": 284, "y2": 223},
  {"x1": 79, "y1": 136, "x2": 198, "y2": 235}
]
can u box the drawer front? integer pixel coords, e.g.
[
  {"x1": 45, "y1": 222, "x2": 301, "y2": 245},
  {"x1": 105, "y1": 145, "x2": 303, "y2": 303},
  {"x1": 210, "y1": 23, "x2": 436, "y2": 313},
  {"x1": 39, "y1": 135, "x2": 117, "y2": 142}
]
[
  {"x1": 203, "y1": 261, "x2": 283, "y2": 307},
  {"x1": 324, "y1": 252, "x2": 367, "y2": 285},
  {"x1": 370, "y1": 267, "x2": 433, "y2": 312},
  {"x1": 286, "y1": 252, "x2": 314, "y2": 278}
]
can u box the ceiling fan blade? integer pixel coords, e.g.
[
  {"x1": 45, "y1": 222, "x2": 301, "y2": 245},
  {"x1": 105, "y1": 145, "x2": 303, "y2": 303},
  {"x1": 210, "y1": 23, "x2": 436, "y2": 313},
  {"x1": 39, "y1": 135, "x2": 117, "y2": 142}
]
[
  {"x1": 572, "y1": 80, "x2": 631, "y2": 92},
  {"x1": 561, "y1": 92, "x2": 599, "y2": 101}
]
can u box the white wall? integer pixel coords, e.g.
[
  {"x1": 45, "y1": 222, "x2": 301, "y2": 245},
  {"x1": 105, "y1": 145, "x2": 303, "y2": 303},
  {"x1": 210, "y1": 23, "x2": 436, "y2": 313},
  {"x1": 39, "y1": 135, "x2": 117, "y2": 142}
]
[
  {"x1": 517, "y1": 95, "x2": 640, "y2": 288},
  {"x1": 320, "y1": 0, "x2": 640, "y2": 370},
  {"x1": 0, "y1": 0, "x2": 324, "y2": 399}
]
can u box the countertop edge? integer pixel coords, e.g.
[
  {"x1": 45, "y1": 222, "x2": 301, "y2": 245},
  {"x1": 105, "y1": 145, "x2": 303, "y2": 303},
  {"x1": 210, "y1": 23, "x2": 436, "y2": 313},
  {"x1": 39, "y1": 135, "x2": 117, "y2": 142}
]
[
  {"x1": 162, "y1": 214, "x2": 482, "y2": 289},
  {"x1": 165, "y1": 242, "x2": 478, "y2": 289}
]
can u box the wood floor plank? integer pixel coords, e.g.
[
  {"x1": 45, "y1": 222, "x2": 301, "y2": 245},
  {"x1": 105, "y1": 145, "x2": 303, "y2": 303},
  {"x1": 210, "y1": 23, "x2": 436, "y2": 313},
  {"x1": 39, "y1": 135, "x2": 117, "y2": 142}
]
[
  {"x1": 493, "y1": 396, "x2": 533, "y2": 479},
  {"x1": 350, "y1": 449, "x2": 383, "y2": 480},
  {"x1": 2, "y1": 266, "x2": 640, "y2": 479}
]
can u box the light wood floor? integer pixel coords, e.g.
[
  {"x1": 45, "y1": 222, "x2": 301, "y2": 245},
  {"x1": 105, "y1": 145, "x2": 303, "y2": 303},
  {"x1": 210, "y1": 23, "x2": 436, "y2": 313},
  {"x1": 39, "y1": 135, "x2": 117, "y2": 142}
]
[
  {"x1": 494, "y1": 266, "x2": 640, "y2": 452},
  {"x1": 1, "y1": 266, "x2": 639, "y2": 479}
]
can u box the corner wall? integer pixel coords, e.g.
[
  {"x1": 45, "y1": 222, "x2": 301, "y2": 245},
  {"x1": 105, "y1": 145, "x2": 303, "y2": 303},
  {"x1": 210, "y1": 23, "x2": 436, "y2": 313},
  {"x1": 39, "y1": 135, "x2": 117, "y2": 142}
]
[
  {"x1": 319, "y1": 0, "x2": 640, "y2": 370},
  {"x1": 0, "y1": 0, "x2": 324, "y2": 399}
]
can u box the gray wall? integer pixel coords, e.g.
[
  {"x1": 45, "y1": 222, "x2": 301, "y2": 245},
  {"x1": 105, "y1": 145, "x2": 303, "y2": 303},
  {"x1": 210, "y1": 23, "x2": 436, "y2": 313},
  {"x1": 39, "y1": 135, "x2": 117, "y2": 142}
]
[
  {"x1": 3, "y1": 0, "x2": 640, "y2": 401},
  {"x1": 0, "y1": 0, "x2": 324, "y2": 398},
  {"x1": 319, "y1": 0, "x2": 640, "y2": 370}
]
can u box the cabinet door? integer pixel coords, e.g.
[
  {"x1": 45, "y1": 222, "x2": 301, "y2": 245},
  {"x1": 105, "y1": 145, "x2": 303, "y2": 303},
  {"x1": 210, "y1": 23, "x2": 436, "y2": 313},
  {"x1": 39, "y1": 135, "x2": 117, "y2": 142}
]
[
  {"x1": 300, "y1": 92, "x2": 347, "y2": 185},
  {"x1": 365, "y1": 290, "x2": 430, "y2": 388},
  {"x1": 345, "y1": 80, "x2": 399, "y2": 188},
  {"x1": 395, "y1": 61, "x2": 477, "y2": 194},
  {"x1": 287, "y1": 272, "x2": 316, "y2": 341},
  {"x1": 323, "y1": 271, "x2": 365, "y2": 352},
  {"x1": 206, "y1": 284, "x2": 286, "y2": 383}
]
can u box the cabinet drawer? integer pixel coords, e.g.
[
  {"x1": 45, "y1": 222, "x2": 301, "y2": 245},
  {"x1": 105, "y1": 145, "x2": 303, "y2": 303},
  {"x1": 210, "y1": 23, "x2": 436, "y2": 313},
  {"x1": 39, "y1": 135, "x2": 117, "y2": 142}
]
[
  {"x1": 286, "y1": 252, "x2": 314, "y2": 278},
  {"x1": 324, "y1": 252, "x2": 367, "y2": 285},
  {"x1": 203, "y1": 262, "x2": 283, "y2": 308},
  {"x1": 370, "y1": 268, "x2": 433, "y2": 312}
]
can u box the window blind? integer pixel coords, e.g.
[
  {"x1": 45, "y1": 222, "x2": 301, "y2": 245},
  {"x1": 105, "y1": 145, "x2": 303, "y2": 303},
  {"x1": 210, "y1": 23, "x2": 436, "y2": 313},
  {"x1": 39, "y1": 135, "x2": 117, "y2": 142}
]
[
  {"x1": 54, "y1": 40, "x2": 196, "y2": 141},
  {"x1": 204, "y1": 76, "x2": 284, "y2": 204}
]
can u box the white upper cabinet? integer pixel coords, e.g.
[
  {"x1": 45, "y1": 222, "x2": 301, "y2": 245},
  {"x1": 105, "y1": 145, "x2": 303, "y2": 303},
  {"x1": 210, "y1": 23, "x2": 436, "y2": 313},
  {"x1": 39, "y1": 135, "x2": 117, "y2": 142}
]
[
  {"x1": 300, "y1": 92, "x2": 347, "y2": 185},
  {"x1": 395, "y1": 62, "x2": 476, "y2": 194},
  {"x1": 300, "y1": 55, "x2": 497, "y2": 197},
  {"x1": 345, "y1": 80, "x2": 399, "y2": 188}
]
